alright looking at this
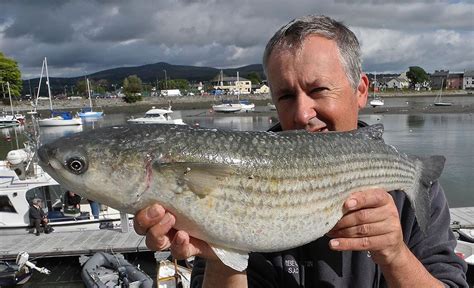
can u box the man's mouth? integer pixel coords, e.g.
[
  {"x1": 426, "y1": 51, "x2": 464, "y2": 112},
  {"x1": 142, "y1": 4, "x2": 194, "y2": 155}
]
[{"x1": 305, "y1": 117, "x2": 328, "y2": 132}]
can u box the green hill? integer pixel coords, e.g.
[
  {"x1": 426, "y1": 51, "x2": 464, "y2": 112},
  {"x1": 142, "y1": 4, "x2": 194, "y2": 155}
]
[{"x1": 22, "y1": 62, "x2": 265, "y2": 96}]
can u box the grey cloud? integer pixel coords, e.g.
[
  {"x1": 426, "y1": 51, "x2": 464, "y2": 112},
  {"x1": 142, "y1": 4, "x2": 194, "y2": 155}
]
[{"x1": 0, "y1": 0, "x2": 472, "y2": 78}]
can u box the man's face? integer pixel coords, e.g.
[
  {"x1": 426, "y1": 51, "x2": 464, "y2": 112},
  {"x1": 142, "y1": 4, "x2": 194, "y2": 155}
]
[{"x1": 266, "y1": 35, "x2": 368, "y2": 132}]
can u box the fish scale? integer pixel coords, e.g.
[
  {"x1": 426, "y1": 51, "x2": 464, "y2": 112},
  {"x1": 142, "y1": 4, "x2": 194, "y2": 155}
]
[{"x1": 38, "y1": 123, "x2": 445, "y2": 270}]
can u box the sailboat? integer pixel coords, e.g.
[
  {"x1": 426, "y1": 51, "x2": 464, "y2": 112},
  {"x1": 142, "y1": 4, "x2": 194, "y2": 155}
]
[
  {"x1": 0, "y1": 82, "x2": 22, "y2": 128},
  {"x1": 434, "y1": 79, "x2": 452, "y2": 106},
  {"x1": 36, "y1": 57, "x2": 82, "y2": 127},
  {"x1": 212, "y1": 70, "x2": 242, "y2": 113},
  {"x1": 369, "y1": 72, "x2": 384, "y2": 107},
  {"x1": 77, "y1": 78, "x2": 104, "y2": 119}
]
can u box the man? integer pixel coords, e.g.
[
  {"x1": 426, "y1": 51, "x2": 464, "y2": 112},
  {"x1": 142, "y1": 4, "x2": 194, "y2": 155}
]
[
  {"x1": 134, "y1": 15, "x2": 467, "y2": 287},
  {"x1": 29, "y1": 198, "x2": 50, "y2": 236}
]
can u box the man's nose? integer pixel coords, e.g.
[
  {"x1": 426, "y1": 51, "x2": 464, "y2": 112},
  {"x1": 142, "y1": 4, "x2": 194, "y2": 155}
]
[{"x1": 293, "y1": 94, "x2": 316, "y2": 127}]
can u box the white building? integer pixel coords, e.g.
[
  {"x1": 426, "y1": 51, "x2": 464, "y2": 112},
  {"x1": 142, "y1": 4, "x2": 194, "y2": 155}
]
[{"x1": 464, "y1": 70, "x2": 474, "y2": 90}]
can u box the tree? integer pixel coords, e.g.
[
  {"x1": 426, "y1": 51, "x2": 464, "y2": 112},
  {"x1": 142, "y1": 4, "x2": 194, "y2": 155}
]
[
  {"x1": 406, "y1": 66, "x2": 430, "y2": 89},
  {"x1": 246, "y1": 72, "x2": 261, "y2": 85},
  {"x1": 123, "y1": 75, "x2": 143, "y2": 103},
  {"x1": 0, "y1": 52, "x2": 22, "y2": 98},
  {"x1": 158, "y1": 79, "x2": 189, "y2": 90},
  {"x1": 75, "y1": 79, "x2": 87, "y2": 96}
]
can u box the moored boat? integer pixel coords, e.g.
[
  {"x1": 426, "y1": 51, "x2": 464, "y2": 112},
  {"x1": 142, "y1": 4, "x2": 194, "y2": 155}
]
[
  {"x1": 0, "y1": 144, "x2": 122, "y2": 235},
  {"x1": 434, "y1": 79, "x2": 452, "y2": 107},
  {"x1": 212, "y1": 102, "x2": 242, "y2": 113},
  {"x1": 239, "y1": 99, "x2": 255, "y2": 112},
  {"x1": 128, "y1": 106, "x2": 185, "y2": 125},
  {"x1": 34, "y1": 57, "x2": 82, "y2": 127},
  {"x1": 77, "y1": 79, "x2": 104, "y2": 119},
  {"x1": 0, "y1": 251, "x2": 50, "y2": 286},
  {"x1": 80, "y1": 252, "x2": 153, "y2": 288}
]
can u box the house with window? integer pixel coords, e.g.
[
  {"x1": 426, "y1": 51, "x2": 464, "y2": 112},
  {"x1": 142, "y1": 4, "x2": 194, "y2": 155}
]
[
  {"x1": 430, "y1": 70, "x2": 449, "y2": 89},
  {"x1": 254, "y1": 84, "x2": 270, "y2": 94},
  {"x1": 386, "y1": 77, "x2": 409, "y2": 89},
  {"x1": 463, "y1": 70, "x2": 474, "y2": 90},
  {"x1": 212, "y1": 71, "x2": 252, "y2": 94},
  {"x1": 447, "y1": 73, "x2": 463, "y2": 90}
]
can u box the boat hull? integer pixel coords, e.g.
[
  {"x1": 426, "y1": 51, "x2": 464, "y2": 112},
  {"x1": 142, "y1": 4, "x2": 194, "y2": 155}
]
[
  {"x1": 78, "y1": 111, "x2": 104, "y2": 119},
  {"x1": 212, "y1": 104, "x2": 242, "y2": 113},
  {"x1": 38, "y1": 118, "x2": 82, "y2": 126},
  {"x1": 434, "y1": 102, "x2": 453, "y2": 107}
]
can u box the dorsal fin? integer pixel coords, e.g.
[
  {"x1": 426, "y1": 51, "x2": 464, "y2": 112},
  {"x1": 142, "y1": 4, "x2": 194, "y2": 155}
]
[{"x1": 353, "y1": 124, "x2": 385, "y2": 142}]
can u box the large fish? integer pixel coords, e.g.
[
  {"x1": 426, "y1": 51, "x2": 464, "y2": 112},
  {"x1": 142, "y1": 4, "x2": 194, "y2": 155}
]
[{"x1": 37, "y1": 124, "x2": 445, "y2": 271}]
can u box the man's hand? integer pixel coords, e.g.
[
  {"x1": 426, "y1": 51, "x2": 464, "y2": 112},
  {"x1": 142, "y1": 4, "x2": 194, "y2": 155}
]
[
  {"x1": 327, "y1": 189, "x2": 406, "y2": 266},
  {"x1": 133, "y1": 203, "x2": 216, "y2": 260}
]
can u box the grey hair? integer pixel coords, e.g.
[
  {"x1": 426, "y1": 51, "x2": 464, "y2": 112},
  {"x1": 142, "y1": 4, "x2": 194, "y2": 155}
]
[{"x1": 262, "y1": 15, "x2": 362, "y2": 90}]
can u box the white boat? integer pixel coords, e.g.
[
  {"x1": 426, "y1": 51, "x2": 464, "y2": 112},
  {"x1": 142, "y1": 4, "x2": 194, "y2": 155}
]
[
  {"x1": 0, "y1": 83, "x2": 23, "y2": 126},
  {"x1": 0, "y1": 144, "x2": 122, "y2": 235},
  {"x1": 34, "y1": 58, "x2": 82, "y2": 127},
  {"x1": 434, "y1": 79, "x2": 452, "y2": 106},
  {"x1": 267, "y1": 103, "x2": 277, "y2": 111},
  {"x1": 128, "y1": 106, "x2": 185, "y2": 125},
  {"x1": 239, "y1": 100, "x2": 255, "y2": 112},
  {"x1": 369, "y1": 98, "x2": 385, "y2": 107},
  {"x1": 212, "y1": 102, "x2": 242, "y2": 113},
  {"x1": 38, "y1": 112, "x2": 83, "y2": 126},
  {"x1": 77, "y1": 78, "x2": 104, "y2": 119},
  {"x1": 369, "y1": 72, "x2": 384, "y2": 107}
]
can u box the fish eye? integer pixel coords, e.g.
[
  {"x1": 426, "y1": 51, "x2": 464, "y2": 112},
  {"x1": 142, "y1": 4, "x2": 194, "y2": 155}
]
[{"x1": 66, "y1": 157, "x2": 87, "y2": 174}]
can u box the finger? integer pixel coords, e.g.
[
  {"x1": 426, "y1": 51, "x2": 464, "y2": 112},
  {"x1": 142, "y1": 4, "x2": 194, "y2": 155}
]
[
  {"x1": 344, "y1": 189, "x2": 391, "y2": 213},
  {"x1": 145, "y1": 232, "x2": 171, "y2": 251},
  {"x1": 328, "y1": 221, "x2": 397, "y2": 238},
  {"x1": 134, "y1": 203, "x2": 166, "y2": 235},
  {"x1": 170, "y1": 230, "x2": 216, "y2": 260},
  {"x1": 331, "y1": 205, "x2": 395, "y2": 231},
  {"x1": 329, "y1": 233, "x2": 395, "y2": 251}
]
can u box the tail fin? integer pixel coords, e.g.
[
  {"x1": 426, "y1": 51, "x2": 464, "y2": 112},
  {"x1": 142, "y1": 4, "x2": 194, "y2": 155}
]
[{"x1": 407, "y1": 155, "x2": 445, "y2": 235}]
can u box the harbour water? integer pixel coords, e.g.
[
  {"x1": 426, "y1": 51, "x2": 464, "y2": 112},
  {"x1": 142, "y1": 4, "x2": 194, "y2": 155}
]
[
  {"x1": 0, "y1": 102, "x2": 473, "y2": 287},
  {"x1": 1, "y1": 104, "x2": 473, "y2": 210}
]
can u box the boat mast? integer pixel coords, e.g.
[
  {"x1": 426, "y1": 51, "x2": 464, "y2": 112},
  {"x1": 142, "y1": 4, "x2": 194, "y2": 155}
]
[
  {"x1": 236, "y1": 71, "x2": 240, "y2": 101},
  {"x1": 86, "y1": 78, "x2": 93, "y2": 111},
  {"x1": 34, "y1": 59, "x2": 46, "y2": 112},
  {"x1": 373, "y1": 71, "x2": 377, "y2": 99},
  {"x1": 44, "y1": 57, "x2": 53, "y2": 111},
  {"x1": 6, "y1": 82, "x2": 14, "y2": 116}
]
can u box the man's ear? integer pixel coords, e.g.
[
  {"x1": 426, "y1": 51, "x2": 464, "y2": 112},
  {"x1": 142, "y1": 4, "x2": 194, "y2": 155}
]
[{"x1": 357, "y1": 73, "x2": 369, "y2": 108}]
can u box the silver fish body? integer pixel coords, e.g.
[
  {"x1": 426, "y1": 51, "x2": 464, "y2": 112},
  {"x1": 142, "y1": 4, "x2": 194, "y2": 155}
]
[{"x1": 38, "y1": 124, "x2": 444, "y2": 254}]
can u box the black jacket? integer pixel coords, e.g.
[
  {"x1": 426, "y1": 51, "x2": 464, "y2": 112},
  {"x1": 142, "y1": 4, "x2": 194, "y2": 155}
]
[{"x1": 29, "y1": 205, "x2": 46, "y2": 220}]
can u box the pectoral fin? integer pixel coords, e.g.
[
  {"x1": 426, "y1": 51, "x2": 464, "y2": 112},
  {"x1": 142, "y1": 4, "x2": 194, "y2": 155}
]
[
  {"x1": 210, "y1": 245, "x2": 249, "y2": 272},
  {"x1": 155, "y1": 162, "x2": 235, "y2": 197}
]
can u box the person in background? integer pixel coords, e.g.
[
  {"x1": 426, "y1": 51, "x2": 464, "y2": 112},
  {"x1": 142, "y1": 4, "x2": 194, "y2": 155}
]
[
  {"x1": 29, "y1": 198, "x2": 51, "y2": 236},
  {"x1": 88, "y1": 199, "x2": 100, "y2": 219},
  {"x1": 133, "y1": 15, "x2": 467, "y2": 287},
  {"x1": 65, "y1": 190, "x2": 81, "y2": 209}
]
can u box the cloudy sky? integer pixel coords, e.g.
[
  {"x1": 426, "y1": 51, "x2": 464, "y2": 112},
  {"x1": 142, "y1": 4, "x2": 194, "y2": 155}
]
[{"x1": 0, "y1": 0, "x2": 473, "y2": 79}]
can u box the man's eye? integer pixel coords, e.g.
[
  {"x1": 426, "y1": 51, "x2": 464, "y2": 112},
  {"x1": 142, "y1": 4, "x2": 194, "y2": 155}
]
[
  {"x1": 311, "y1": 87, "x2": 329, "y2": 94},
  {"x1": 278, "y1": 94, "x2": 293, "y2": 101}
]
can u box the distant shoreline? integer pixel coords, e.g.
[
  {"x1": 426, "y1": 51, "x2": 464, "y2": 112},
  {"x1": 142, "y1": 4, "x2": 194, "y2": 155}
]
[{"x1": 2, "y1": 91, "x2": 473, "y2": 116}]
